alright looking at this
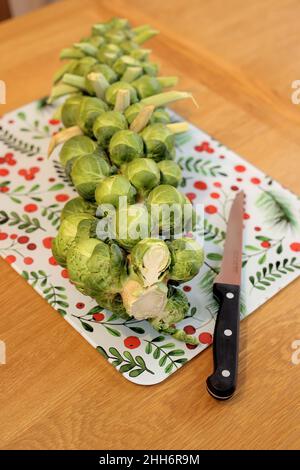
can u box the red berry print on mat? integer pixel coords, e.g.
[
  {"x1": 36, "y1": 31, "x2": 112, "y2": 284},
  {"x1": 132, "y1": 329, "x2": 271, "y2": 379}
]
[
  {"x1": 49, "y1": 256, "x2": 58, "y2": 265},
  {"x1": 243, "y1": 213, "x2": 250, "y2": 220},
  {"x1": 43, "y1": 237, "x2": 53, "y2": 249},
  {"x1": 254, "y1": 226, "x2": 261, "y2": 232},
  {"x1": 184, "y1": 325, "x2": 196, "y2": 335},
  {"x1": 0, "y1": 232, "x2": 8, "y2": 240},
  {"x1": 37, "y1": 157, "x2": 44, "y2": 162},
  {"x1": 231, "y1": 185, "x2": 239, "y2": 191},
  {"x1": 61, "y1": 269, "x2": 69, "y2": 278},
  {"x1": 56, "y1": 194, "x2": 70, "y2": 202},
  {"x1": 194, "y1": 141, "x2": 214, "y2": 153},
  {"x1": 186, "y1": 192, "x2": 196, "y2": 202},
  {"x1": 194, "y1": 180, "x2": 207, "y2": 190},
  {"x1": 0, "y1": 168, "x2": 9, "y2": 176},
  {"x1": 261, "y1": 241, "x2": 271, "y2": 248},
  {"x1": 18, "y1": 235, "x2": 29, "y2": 244},
  {"x1": 251, "y1": 177, "x2": 261, "y2": 185},
  {"x1": 234, "y1": 165, "x2": 246, "y2": 173},
  {"x1": 210, "y1": 192, "x2": 220, "y2": 199},
  {"x1": 290, "y1": 242, "x2": 300, "y2": 252},
  {"x1": 76, "y1": 302, "x2": 85, "y2": 309},
  {"x1": 49, "y1": 119, "x2": 60, "y2": 125},
  {"x1": 5, "y1": 255, "x2": 16, "y2": 264},
  {"x1": 27, "y1": 243, "x2": 37, "y2": 251},
  {"x1": 183, "y1": 285, "x2": 191, "y2": 292},
  {"x1": 24, "y1": 204, "x2": 38, "y2": 213},
  {"x1": 213, "y1": 182, "x2": 222, "y2": 188},
  {"x1": 0, "y1": 186, "x2": 9, "y2": 193},
  {"x1": 23, "y1": 257, "x2": 33, "y2": 265},
  {"x1": 124, "y1": 336, "x2": 141, "y2": 349},
  {"x1": 186, "y1": 343, "x2": 198, "y2": 350},
  {"x1": 10, "y1": 234, "x2": 17, "y2": 239},
  {"x1": 205, "y1": 205, "x2": 217, "y2": 214},
  {"x1": 199, "y1": 332, "x2": 213, "y2": 344},
  {"x1": 93, "y1": 312, "x2": 105, "y2": 322}
]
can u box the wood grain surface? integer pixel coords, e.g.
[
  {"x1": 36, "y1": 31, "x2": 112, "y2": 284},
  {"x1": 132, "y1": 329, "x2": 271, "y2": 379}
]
[{"x1": 0, "y1": 0, "x2": 299, "y2": 450}]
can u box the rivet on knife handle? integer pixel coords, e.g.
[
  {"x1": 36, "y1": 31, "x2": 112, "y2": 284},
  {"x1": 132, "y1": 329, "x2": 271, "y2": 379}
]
[{"x1": 206, "y1": 282, "x2": 240, "y2": 400}]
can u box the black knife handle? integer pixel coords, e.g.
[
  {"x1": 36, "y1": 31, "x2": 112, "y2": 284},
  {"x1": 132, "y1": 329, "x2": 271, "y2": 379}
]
[{"x1": 206, "y1": 283, "x2": 240, "y2": 400}]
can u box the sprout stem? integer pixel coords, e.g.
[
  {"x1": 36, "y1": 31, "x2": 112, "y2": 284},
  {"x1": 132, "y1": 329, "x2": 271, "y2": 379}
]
[
  {"x1": 87, "y1": 72, "x2": 109, "y2": 98},
  {"x1": 51, "y1": 104, "x2": 63, "y2": 121},
  {"x1": 141, "y1": 90, "x2": 193, "y2": 108},
  {"x1": 47, "y1": 125, "x2": 82, "y2": 158},
  {"x1": 74, "y1": 42, "x2": 98, "y2": 57},
  {"x1": 60, "y1": 48, "x2": 84, "y2": 60},
  {"x1": 157, "y1": 76, "x2": 178, "y2": 88},
  {"x1": 132, "y1": 24, "x2": 151, "y2": 34},
  {"x1": 130, "y1": 105, "x2": 155, "y2": 133},
  {"x1": 114, "y1": 89, "x2": 131, "y2": 112},
  {"x1": 62, "y1": 73, "x2": 86, "y2": 91},
  {"x1": 122, "y1": 66, "x2": 143, "y2": 83},
  {"x1": 167, "y1": 122, "x2": 189, "y2": 134},
  {"x1": 53, "y1": 60, "x2": 76, "y2": 84},
  {"x1": 47, "y1": 83, "x2": 78, "y2": 104},
  {"x1": 135, "y1": 29, "x2": 159, "y2": 45}
]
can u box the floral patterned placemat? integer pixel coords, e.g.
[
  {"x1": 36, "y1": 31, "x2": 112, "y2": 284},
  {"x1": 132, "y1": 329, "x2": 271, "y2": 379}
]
[{"x1": 1, "y1": 99, "x2": 299, "y2": 385}]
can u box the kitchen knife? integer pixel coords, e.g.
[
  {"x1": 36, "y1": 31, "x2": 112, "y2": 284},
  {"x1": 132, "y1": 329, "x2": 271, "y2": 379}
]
[{"x1": 206, "y1": 190, "x2": 244, "y2": 400}]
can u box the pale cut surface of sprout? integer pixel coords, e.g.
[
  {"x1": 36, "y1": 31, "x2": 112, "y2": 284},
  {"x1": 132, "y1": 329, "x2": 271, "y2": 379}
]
[
  {"x1": 87, "y1": 72, "x2": 109, "y2": 99},
  {"x1": 121, "y1": 279, "x2": 168, "y2": 320},
  {"x1": 130, "y1": 105, "x2": 154, "y2": 133},
  {"x1": 114, "y1": 89, "x2": 131, "y2": 112},
  {"x1": 166, "y1": 122, "x2": 189, "y2": 134},
  {"x1": 48, "y1": 126, "x2": 82, "y2": 158},
  {"x1": 139, "y1": 244, "x2": 170, "y2": 287}
]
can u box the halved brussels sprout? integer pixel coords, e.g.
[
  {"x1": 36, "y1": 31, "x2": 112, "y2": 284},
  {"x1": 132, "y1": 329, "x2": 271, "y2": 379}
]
[
  {"x1": 105, "y1": 81, "x2": 138, "y2": 106},
  {"x1": 121, "y1": 278, "x2": 168, "y2": 319},
  {"x1": 77, "y1": 96, "x2": 108, "y2": 136},
  {"x1": 95, "y1": 174, "x2": 136, "y2": 208},
  {"x1": 109, "y1": 130, "x2": 144, "y2": 166},
  {"x1": 125, "y1": 158, "x2": 160, "y2": 195},
  {"x1": 61, "y1": 196, "x2": 97, "y2": 220},
  {"x1": 115, "y1": 203, "x2": 150, "y2": 250},
  {"x1": 93, "y1": 111, "x2": 128, "y2": 148},
  {"x1": 52, "y1": 213, "x2": 94, "y2": 266},
  {"x1": 130, "y1": 238, "x2": 170, "y2": 287},
  {"x1": 157, "y1": 160, "x2": 182, "y2": 187},
  {"x1": 141, "y1": 123, "x2": 175, "y2": 161},
  {"x1": 61, "y1": 94, "x2": 83, "y2": 128},
  {"x1": 59, "y1": 135, "x2": 97, "y2": 168},
  {"x1": 71, "y1": 153, "x2": 112, "y2": 200},
  {"x1": 167, "y1": 237, "x2": 204, "y2": 282},
  {"x1": 149, "y1": 287, "x2": 198, "y2": 345}
]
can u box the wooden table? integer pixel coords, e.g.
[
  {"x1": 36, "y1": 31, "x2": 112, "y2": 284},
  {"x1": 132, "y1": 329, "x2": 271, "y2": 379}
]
[{"x1": 0, "y1": 0, "x2": 299, "y2": 450}]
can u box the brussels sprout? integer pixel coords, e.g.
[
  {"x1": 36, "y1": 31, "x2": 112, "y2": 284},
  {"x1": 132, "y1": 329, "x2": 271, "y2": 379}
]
[
  {"x1": 108, "y1": 17, "x2": 131, "y2": 30},
  {"x1": 61, "y1": 196, "x2": 97, "y2": 220},
  {"x1": 109, "y1": 130, "x2": 144, "y2": 166},
  {"x1": 53, "y1": 60, "x2": 77, "y2": 84},
  {"x1": 73, "y1": 56, "x2": 98, "y2": 76},
  {"x1": 93, "y1": 111, "x2": 128, "y2": 148},
  {"x1": 115, "y1": 203, "x2": 150, "y2": 250},
  {"x1": 67, "y1": 236, "x2": 100, "y2": 294},
  {"x1": 61, "y1": 94, "x2": 83, "y2": 128},
  {"x1": 105, "y1": 30, "x2": 127, "y2": 44},
  {"x1": 52, "y1": 214, "x2": 94, "y2": 266},
  {"x1": 71, "y1": 153, "x2": 112, "y2": 200},
  {"x1": 60, "y1": 47, "x2": 85, "y2": 60},
  {"x1": 59, "y1": 135, "x2": 97, "y2": 168},
  {"x1": 77, "y1": 96, "x2": 108, "y2": 136},
  {"x1": 142, "y1": 61, "x2": 159, "y2": 77},
  {"x1": 132, "y1": 76, "x2": 177, "y2": 99},
  {"x1": 85, "y1": 240, "x2": 126, "y2": 295},
  {"x1": 141, "y1": 123, "x2": 175, "y2": 161},
  {"x1": 157, "y1": 160, "x2": 182, "y2": 187},
  {"x1": 151, "y1": 108, "x2": 171, "y2": 124},
  {"x1": 147, "y1": 184, "x2": 190, "y2": 235},
  {"x1": 121, "y1": 278, "x2": 168, "y2": 319},
  {"x1": 130, "y1": 48, "x2": 151, "y2": 61},
  {"x1": 95, "y1": 175, "x2": 136, "y2": 208},
  {"x1": 105, "y1": 81, "x2": 138, "y2": 106},
  {"x1": 124, "y1": 102, "x2": 144, "y2": 124},
  {"x1": 95, "y1": 292, "x2": 129, "y2": 318},
  {"x1": 97, "y1": 44, "x2": 122, "y2": 65},
  {"x1": 167, "y1": 237, "x2": 204, "y2": 282},
  {"x1": 130, "y1": 238, "x2": 170, "y2": 287},
  {"x1": 125, "y1": 158, "x2": 160, "y2": 195},
  {"x1": 120, "y1": 40, "x2": 139, "y2": 54},
  {"x1": 149, "y1": 287, "x2": 198, "y2": 345},
  {"x1": 91, "y1": 63, "x2": 117, "y2": 84},
  {"x1": 87, "y1": 35, "x2": 106, "y2": 48},
  {"x1": 92, "y1": 22, "x2": 110, "y2": 36},
  {"x1": 113, "y1": 55, "x2": 141, "y2": 75}
]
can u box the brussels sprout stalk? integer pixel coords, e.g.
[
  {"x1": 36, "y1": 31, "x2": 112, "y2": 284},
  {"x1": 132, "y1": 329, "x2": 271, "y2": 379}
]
[
  {"x1": 63, "y1": 73, "x2": 87, "y2": 91},
  {"x1": 47, "y1": 125, "x2": 82, "y2": 157},
  {"x1": 166, "y1": 122, "x2": 189, "y2": 134},
  {"x1": 130, "y1": 105, "x2": 154, "y2": 132},
  {"x1": 60, "y1": 47, "x2": 84, "y2": 60},
  {"x1": 114, "y1": 89, "x2": 131, "y2": 112},
  {"x1": 156, "y1": 76, "x2": 178, "y2": 88},
  {"x1": 87, "y1": 72, "x2": 109, "y2": 98},
  {"x1": 140, "y1": 90, "x2": 194, "y2": 108}
]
